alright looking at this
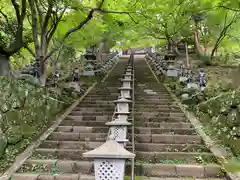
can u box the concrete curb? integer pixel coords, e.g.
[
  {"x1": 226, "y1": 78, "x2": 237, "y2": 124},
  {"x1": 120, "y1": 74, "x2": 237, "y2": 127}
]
[
  {"x1": 0, "y1": 59, "x2": 119, "y2": 180},
  {"x1": 144, "y1": 56, "x2": 240, "y2": 180}
]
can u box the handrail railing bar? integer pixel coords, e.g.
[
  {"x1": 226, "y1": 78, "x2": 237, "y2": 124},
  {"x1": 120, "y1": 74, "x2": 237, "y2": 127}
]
[{"x1": 131, "y1": 55, "x2": 135, "y2": 180}]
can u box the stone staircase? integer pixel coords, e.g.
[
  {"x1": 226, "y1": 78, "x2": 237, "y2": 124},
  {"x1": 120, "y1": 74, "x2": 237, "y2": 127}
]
[
  {"x1": 129, "y1": 56, "x2": 225, "y2": 179},
  {"x1": 7, "y1": 55, "x2": 226, "y2": 180},
  {"x1": 10, "y1": 57, "x2": 129, "y2": 180}
]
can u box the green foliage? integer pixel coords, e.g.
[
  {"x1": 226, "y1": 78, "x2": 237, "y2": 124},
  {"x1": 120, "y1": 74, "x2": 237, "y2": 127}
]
[
  {"x1": 0, "y1": 77, "x2": 73, "y2": 172},
  {"x1": 196, "y1": 90, "x2": 240, "y2": 156}
]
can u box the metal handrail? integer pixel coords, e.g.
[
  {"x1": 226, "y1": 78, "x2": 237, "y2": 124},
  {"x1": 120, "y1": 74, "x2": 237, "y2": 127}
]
[{"x1": 131, "y1": 55, "x2": 135, "y2": 180}]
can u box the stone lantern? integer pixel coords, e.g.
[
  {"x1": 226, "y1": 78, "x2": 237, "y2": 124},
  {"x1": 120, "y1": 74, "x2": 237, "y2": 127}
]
[
  {"x1": 120, "y1": 78, "x2": 132, "y2": 88},
  {"x1": 118, "y1": 87, "x2": 132, "y2": 99},
  {"x1": 125, "y1": 70, "x2": 132, "y2": 76},
  {"x1": 156, "y1": 53, "x2": 161, "y2": 61},
  {"x1": 166, "y1": 63, "x2": 178, "y2": 77},
  {"x1": 114, "y1": 97, "x2": 132, "y2": 122},
  {"x1": 106, "y1": 119, "x2": 131, "y2": 147},
  {"x1": 126, "y1": 65, "x2": 133, "y2": 69},
  {"x1": 122, "y1": 73, "x2": 132, "y2": 80},
  {"x1": 125, "y1": 65, "x2": 132, "y2": 70},
  {"x1": 82, "y1": 135, "x2": 135, "y2": 180},
  {"x1": 114, "y1": 97, "x2": 132, "y2": 113}
]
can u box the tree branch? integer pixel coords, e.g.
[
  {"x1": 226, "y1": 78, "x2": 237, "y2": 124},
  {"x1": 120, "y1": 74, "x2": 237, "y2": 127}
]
[
  {"x1": 44, "y1": 0, "x2": 105, "y2": 61},
  {"x1": 46, "y1": 7, "x2": 67, "y2": 44},
  {"x1": 42, "y1": 0, "x2": 54, "y2": 31},
  {"x1": 0, "y1": 9, "x2": 15, "y2": 34},
  {"x1": 28, "y1": 0, "x2": 40, "y2": 55},
  {"x1": 23, "y1": 43, "x2": 35, "y2": 56},
  {"x1": 35, "y1": 0, "x2": 43, "y2": 29},
  {"x1": 218, "y1": 5, "x2": 240, "y2": 12},
  {"x1": 11, "y1": 0, "x2": 21, "y2": 23},
  {"x1": 5, "y1": 0, "x2": 27, "y2": 54}
]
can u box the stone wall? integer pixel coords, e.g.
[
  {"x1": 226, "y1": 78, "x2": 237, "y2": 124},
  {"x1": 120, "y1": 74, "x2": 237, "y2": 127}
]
[{"x1": 0, "y1": 77, "x2": 70, "y2": 171}]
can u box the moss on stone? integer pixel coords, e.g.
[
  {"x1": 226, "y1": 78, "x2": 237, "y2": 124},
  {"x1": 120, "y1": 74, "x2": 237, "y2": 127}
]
[{"x1": 0, "y1": 76, "x2": 87, "y2": 172}]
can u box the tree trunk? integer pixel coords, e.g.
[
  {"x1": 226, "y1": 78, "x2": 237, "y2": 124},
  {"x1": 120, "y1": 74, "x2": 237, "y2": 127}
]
[
  {"x1": 167, "y1": 41, "x2": 172, "y2": 52},
  {"x1": 173, "y1": 45, "x2": 181, "y2": 56},
  {"x1": 97, "y1": 42, "x2": 105, "y2": 64},
  {"x1": 193, "y1": 21, "x2": 202, "y2": 56},
  {"x1": 39, "y1": 70, "x2": 47, "y2": 86},
  {"x1": 0, "y1": 54, "x2": 11, "y2": 77}
]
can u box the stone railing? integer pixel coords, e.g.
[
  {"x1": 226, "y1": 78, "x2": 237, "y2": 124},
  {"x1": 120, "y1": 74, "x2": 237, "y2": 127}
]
[{"x1": 83, "y1": 55, "x2": 136, "y2": 180}]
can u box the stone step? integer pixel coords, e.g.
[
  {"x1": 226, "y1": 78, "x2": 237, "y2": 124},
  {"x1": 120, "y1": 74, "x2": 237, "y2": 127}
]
[
  {"x1": 135, "y1": 92, "x2": 170, "y2": 95},
  {"x1": 133, "y1": 134, "x2": 203, "y2": 144},
  {"x1": 65, "y1": 115, "x2": 111, "y2": 121},
  {"x1": 32, "y1": 148, "x2": 213, "y2": 163},
  {"x1": 55, "y1": 126, "x2": 195, "y2": 135},
  {"x1": 39, "y1": 140, "x2": 208, "y2": 153},
  {"x1": 11, "y1": 173, "x2": 226, "y2": 180},
  {"x1": 134, "y1": 103, "x2": 179, "y2": 107},
  {"x1": 135, "y1": 107, "x2": 182, "y2": 113},
  {"x1": 79, "y1": 101, "x2": 115, "y2": 105},
  {"x1": 72, "y1": 107, "x2": 115, "y2": 112},
  {"x1": 79, "y1": 99, "x2": 115, "y2": 103},
  {"x1": 135, "y1": 116, "x2": 187, "y2": 123},
  {"x1": 135, "y1": 112, "x2": 185, "y2": 117},
  {"x1": 134, "y1": 101, "x2": 178, "y2": 105},
  {"x1": 131, "y1": 163, "x2": 224, "y2": 178},
  {"x1": 135, "y1": 95, "x2": 173, "y2": 99},
  {"x1": 135, "y1": 151, "x2": 215, "y2": 164},
  {"x1": 69, "y1": 111, "x2": 115, "y2": 116},
  {"x1": 134, "y1": 122, "x2": 192, "y2": 128},
  {"x1": 17, "y1": 159, "x2": 224, "y2": 178},
  {"x1": 47, "y1": 131, "x2": 200, "y2": 144},
  {"x1": 60, "y1": 120, "x2": 108, "y2": 126},
  {"x1": 76, "y1": 104, "x2": 115, "y2": 108},
  {"x1": 86, "y1": 92, "x2": 119, "y2": 96},
  {"x1": 134, "y1": 143, "x2": 209, "y2": 152},
  {"x1": 32, "y1": 148, "x2": 90, "y2": 161},
  {"x1": 55, "y1": 126, "x2": 108, "y2": 133},
  {"x1": 47, "y1": 132, "x2": 107, "y2": 141},
  {"x1": 83, "y1": 96, "x2": 118, "y2": 100},
  {"x1": 133, "y1": 127, "x2": 197, "y2": 135},
  {"x1": 135, "y1": 101, "x2": 177, "y2": 105},
  {"x1": 135, "y1": 112, "x2": 186, "y2": 118},
  {"x1": 12, "y1": 173, "x2": 94, "y2": 180},
  {"x1": 39, "y1": 141, "x2": 103, "y2": 149}
]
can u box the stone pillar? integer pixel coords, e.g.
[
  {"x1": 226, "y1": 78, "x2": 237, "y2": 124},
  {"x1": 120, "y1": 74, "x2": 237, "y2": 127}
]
[{"x1": 83, "y1": 135, "x2": 135, "y2": 180}]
